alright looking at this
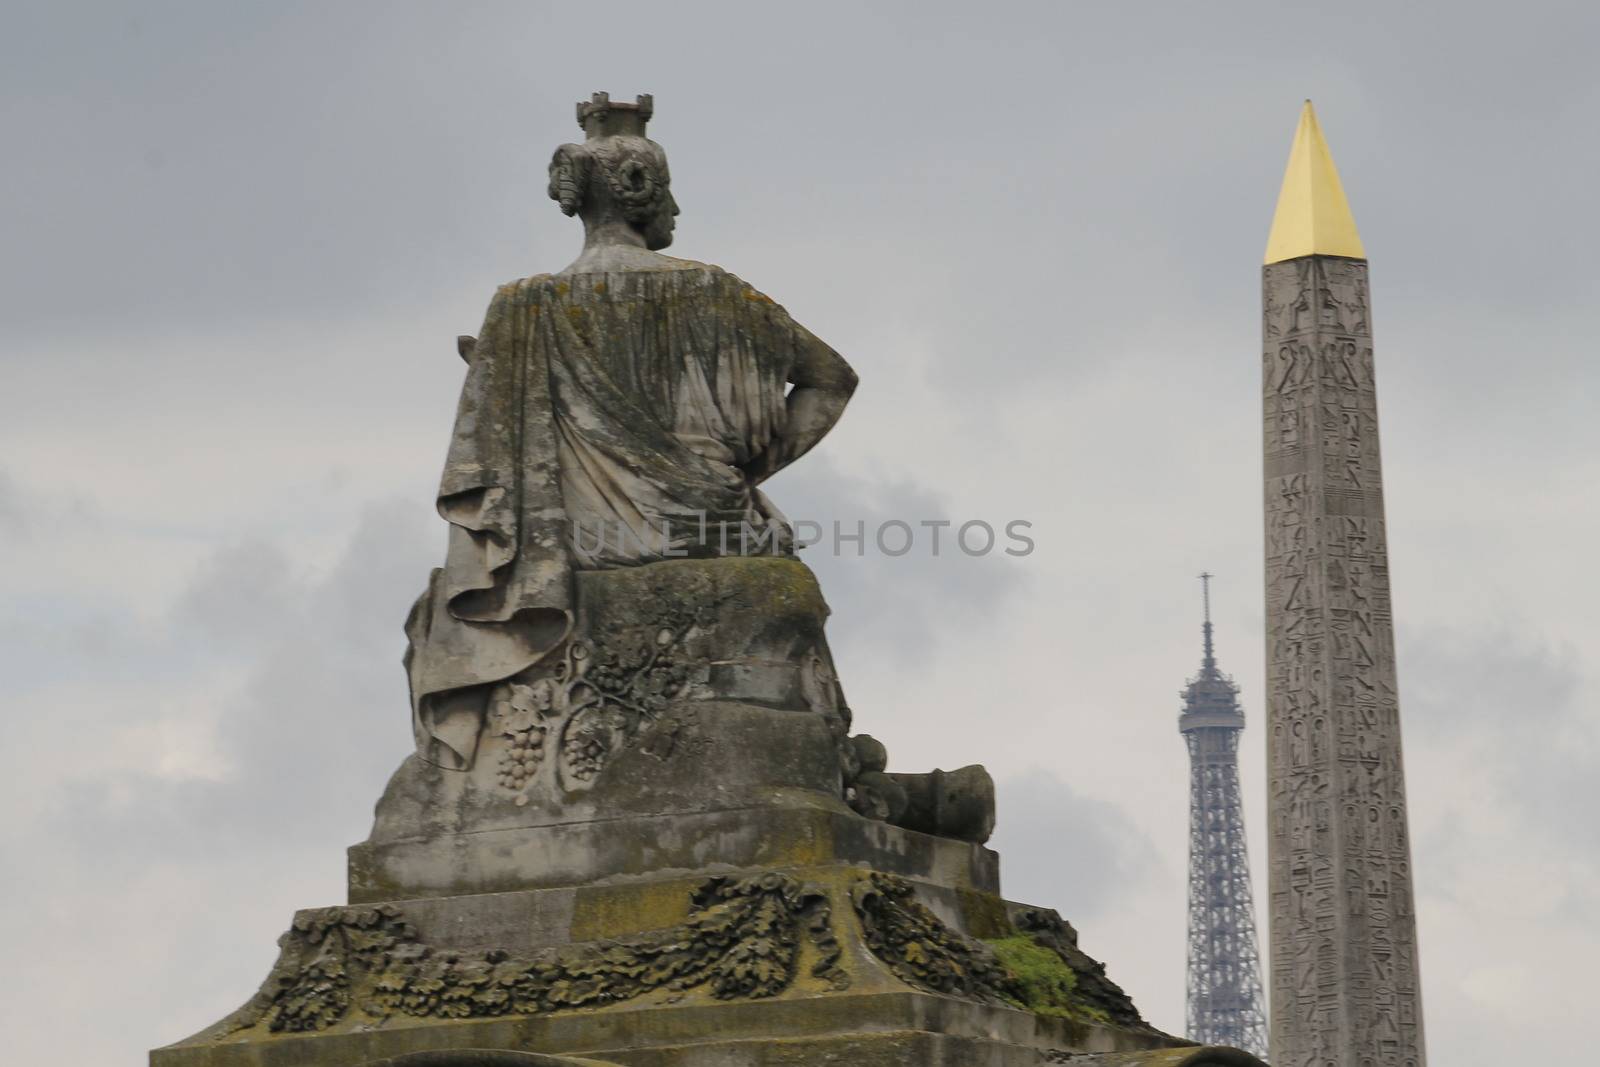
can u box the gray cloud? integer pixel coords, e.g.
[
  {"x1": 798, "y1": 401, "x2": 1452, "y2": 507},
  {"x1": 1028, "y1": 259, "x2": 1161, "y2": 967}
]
[
  {"x1": 990, "y1": 770, "x2": 1166, "y2": 922},
  {"x1": 0, "y1": 469, "x2": 25, "y2": 537},
  {"x1": 1401, "y1": 625, "x2": 1598, "y2": 860},
  {"x1": 21, "y1": 499, "x2": 428, "y2": 854},
  {"x1": 0, "y1": 498, "x2": 435, "y2": 1060}
]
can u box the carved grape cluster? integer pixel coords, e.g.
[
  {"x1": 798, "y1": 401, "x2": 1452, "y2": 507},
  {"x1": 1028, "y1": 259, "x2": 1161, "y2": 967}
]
[
  {"x1": 490, "y1": 680, "x2": 557, "y2": 797},
  {"x1": 559, "y1": 704, "x2": 627, "y2": 783}
]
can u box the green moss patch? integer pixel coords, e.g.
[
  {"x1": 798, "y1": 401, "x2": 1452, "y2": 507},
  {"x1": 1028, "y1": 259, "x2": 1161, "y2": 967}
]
[{"x1": 983, "y1": 936, "x2": 1108, "y2": 1025}]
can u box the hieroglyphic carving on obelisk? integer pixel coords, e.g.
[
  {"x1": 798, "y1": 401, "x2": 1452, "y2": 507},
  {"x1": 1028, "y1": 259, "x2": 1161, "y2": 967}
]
[{"x1": 1262, "y1": 102, "x2": 1426, "y2": 1067}]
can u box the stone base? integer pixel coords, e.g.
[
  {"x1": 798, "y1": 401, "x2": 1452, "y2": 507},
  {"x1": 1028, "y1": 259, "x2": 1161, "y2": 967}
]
[
  {"x1": 153, "y1": 862, "x2": 1240, "y2": 1067},
  {"x1": 350, "y1": 800, "x2": 1000, "y2": 903},
  {"x1": 154, "y1": 993, "x2": 1189, "y2": 1067}
]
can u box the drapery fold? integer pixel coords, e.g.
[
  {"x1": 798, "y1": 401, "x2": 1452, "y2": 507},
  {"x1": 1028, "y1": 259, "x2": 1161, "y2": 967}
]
[{"x1": 405, "y1": 263, "x2": 802, "y2": 768}]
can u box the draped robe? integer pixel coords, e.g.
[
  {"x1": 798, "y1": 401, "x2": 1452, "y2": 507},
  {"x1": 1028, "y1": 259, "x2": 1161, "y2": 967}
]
[{"x1": 404, "y1": 262, "x2": 805, "y2": 768}]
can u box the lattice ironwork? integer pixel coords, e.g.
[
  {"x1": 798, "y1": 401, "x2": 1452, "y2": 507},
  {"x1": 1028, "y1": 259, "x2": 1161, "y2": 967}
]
[{"x1": 1180, "y1": 573, "x2": 1268, "y2": 1057}]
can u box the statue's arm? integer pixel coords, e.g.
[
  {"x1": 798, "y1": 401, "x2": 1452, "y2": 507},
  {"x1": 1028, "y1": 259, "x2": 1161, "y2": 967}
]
[{"x1": 746, "y1": 324, "x2": 858, "y2": 485}]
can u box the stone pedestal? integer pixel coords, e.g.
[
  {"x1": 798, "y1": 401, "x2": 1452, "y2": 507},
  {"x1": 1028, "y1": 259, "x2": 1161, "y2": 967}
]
[
  {"x1": 153, "y1": 560, "x2": 1260, "y2": 1067},
  {"x1": 153, "y1": 859, "x2": 1206, "y2": 1066}
]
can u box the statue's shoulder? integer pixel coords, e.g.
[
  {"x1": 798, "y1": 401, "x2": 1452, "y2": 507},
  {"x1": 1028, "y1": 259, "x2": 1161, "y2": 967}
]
[
  {"x1": 555, "y1": 247, "x2": 729, "y2": 278},
  {"x1": 653, "y1": 259, "x2": 789, "y2": 315},
  {"x1": 495, "y1": 260, "x2": 791, "y2": 322},
  {"x1": 481, "y1": 274, "x2": 558, "y2": 308}
]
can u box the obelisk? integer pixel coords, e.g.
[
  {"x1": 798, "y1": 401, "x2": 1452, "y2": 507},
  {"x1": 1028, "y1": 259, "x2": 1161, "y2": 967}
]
[{"x1": 1262, "y1": 102, "x2": 1426, "y2": 1067}]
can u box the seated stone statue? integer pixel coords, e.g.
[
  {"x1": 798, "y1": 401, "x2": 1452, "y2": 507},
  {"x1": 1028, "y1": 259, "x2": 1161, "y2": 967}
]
[
  {"x1": 403, "y1": 92, "x2": 856, "y2": 771},
  {"x1": 375, "y1": 95, "x2": 990, "y2": 890}
]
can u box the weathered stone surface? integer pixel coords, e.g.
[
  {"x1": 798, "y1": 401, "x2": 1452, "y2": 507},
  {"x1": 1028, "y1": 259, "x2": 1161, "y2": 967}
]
[
  {"x1": 155, "y1": 864, "x2": 1192, "y2": 1067},
  {"x1": 1262, "y1": 255, "x2": 1425, "y2": 1066},
  {"x1": 1065, "y1": 1051, "x2": 1268, "y2": 1067},
  {"x1": 888, "y1": 765, "x2": 998, "y2": 844},
  {"x1": 353, "y1": 556, "x2": 998, "y2": 902},
  {"x1": 359, "y1": 1056, "x2": 622, "y2": 1067},
  {"x1": 396, "y1": 557, "x2": 846, "y2": 829},
  {"x1": 216, "y1": 873, "x2": 846, "y2": 1039},
  {"x1": 350, "y1": 804, "x2": 1001, "y2": 903},
  {"x1": 158, "y1": 1003, "x2": 1176, "y2": 1067},
  {"x1": 345, "y1": 1047, "x2": 1260, "y2": 1067},
  {"x1": 402, "y1": 92, "x2": 858, "y2": 778}
]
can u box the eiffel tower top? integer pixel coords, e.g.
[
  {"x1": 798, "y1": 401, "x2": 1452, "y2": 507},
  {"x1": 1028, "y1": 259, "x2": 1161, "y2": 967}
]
[
  {"x1": 1263, "y1": 100, "x2": 1366, "y2": 265},
  {"x1": 1180, "y1": 572, "x2": 1244, "y2": 733}
]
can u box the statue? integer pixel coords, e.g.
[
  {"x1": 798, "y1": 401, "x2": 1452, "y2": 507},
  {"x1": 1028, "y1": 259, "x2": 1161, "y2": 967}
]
[
  {"x1": 382, "y1": 92, "x2": 990, "y2": 844},
  {"x1": 403, "y1": 92, "x2": 857, "y2": 772},
  {"x1": 152, "y1": 92, "x2": 1266, "y2": 1067}
]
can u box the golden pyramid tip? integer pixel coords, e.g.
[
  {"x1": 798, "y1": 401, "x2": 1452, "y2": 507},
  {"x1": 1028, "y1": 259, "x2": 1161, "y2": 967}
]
[{"x1": 1263, "y1": 101, "x2": 1366, "y2": 264}]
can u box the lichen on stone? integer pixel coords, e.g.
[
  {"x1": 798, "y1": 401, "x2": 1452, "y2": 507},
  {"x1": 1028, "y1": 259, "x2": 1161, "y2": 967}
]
[
  {"x1": 224, "y1": 873, "x2": 844, "y2": 1036},
  {"x1": 850, "y1": 873, "x2": 1023, "y2": 1006}
]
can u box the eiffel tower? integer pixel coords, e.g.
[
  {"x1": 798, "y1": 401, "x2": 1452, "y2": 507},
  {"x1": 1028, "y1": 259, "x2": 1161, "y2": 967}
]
[{"x1": 1181, "y1": 572, "x2": 1269, "y2": 1056}]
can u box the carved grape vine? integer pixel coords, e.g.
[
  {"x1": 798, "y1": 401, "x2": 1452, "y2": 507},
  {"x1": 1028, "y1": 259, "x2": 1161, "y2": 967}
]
[{"x1": 486, "y1": 575, "x2": 730, "y2": 799}]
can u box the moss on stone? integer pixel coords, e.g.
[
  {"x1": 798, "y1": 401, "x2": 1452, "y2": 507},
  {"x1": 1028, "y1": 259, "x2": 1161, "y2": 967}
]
[
  {"x1": 570, "y1": 879, "x2": 693, "y2": 942},
  {"x1": 984, "y1": 935, "x2": 1109, "y2": 1026},
  {"x1": 955, "y1": 888, "x2": 1013, "y2": 940}
]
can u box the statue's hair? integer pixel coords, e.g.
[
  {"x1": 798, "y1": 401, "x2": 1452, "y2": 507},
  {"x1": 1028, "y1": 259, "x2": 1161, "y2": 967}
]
[
  {"x1": 547, "y1": 144, "x2": 591, "y2": 217},
  {"x1": 547, "y1": 136, "x2": 668, "y2": 225}
]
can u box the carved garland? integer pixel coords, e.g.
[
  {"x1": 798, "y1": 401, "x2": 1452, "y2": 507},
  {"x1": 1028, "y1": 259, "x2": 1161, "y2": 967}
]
[
  {"x1": 228, "y1": 873, "x2": 844, "y2": 1035},
  {"x1": 849, "y1": 874, "x2": 1023, "y2": 1005}
]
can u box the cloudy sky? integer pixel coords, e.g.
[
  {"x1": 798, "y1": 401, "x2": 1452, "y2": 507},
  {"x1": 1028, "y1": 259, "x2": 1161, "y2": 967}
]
[{"x1": 4, "y1": 2, "x2": 1597, "y2": 1063}]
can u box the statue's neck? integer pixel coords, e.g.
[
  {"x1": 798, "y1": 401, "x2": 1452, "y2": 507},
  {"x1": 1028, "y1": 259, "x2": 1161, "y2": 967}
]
[
  {"x1": 560, "y1": 217, "x2": 674, "y2": 275},
  {"x1": 581, "y1": 217, "x2": 648, "y2": 253}
]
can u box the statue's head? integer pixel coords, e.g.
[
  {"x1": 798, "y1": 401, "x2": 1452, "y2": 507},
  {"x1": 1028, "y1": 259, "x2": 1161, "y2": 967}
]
[{"x1": 548, "y1": 92, "x2": 678, "y2": 250}]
